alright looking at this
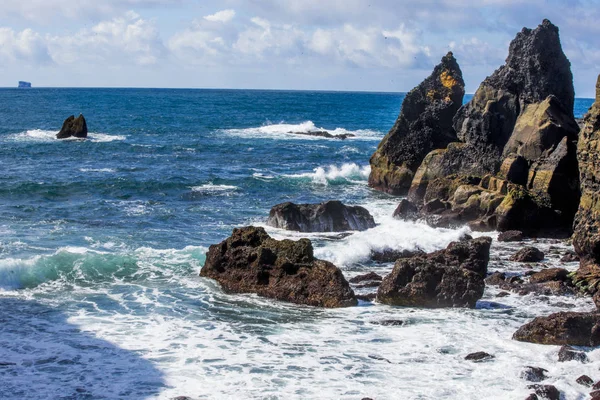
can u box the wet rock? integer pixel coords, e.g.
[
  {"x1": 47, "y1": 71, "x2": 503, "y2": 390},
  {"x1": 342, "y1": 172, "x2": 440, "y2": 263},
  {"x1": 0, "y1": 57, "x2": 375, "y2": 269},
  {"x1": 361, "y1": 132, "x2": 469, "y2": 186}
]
[
  {"x1": 591, "y1": 390, "x2": 600, "y2": 399},
  {"x1": 513, "y1": 312, "x2": 600, "y2": 346},
  {"x1": 377, "y1": 237, "x2": 491, "y2": 308},
  {"x1": 510, "y1": 247, "x2": 545, "y2": 263},
  {"x1": 485, "y1": 272, "x2": 507, "y2": 286},
  {"x1": 56, "y1": 114, "x2": 88, "y2": 139},
  {"x1": 369, "y1": 52, "x2": 465, "y2": 195},
  {"x1": 370, "y1": 319, "x2": 404, "y2": 326},
  {"x1": 526, "y1": 384, "x2": 560, "y2": 400},
  {"x1": 267, "y1": 201, "x2": 376, "y2": 232},
  {"x1": 290, "y1": 131, "x2": 355, "y2": 140},
  {"x1": 560, "y1": 250, "x2": 579, "y2": 262},
  {"x1": 498, "y1": 230, "x2": 524, "y2": 242},
  {"x1": 349, "y1": 272, "x2": 383, "y2": 284},
  {"x1": 497, "y1": 291, "x2": 510, "y2": 297},
  {"x1": 558, "y1": 345, "x2": 588, "y2": 362},
  {"x1": 516, "y1": 281, "x2": 575, "y2": 297},
  {"x1": 528, "y1": 268, "x2": 569, "y2": 284},
  {"x1": 200, "y1": 226, "x2": 357, "y2": 307},
  {"x1": 392, "y1": 199, "x2": 419, "y2": 220},
  {"x1": 464, "y1": 352, "x2": 494, "y2": 361},
  {"x1": 521, "y1": 366, "x2": 548, "y2": 382},
  {"x1": 370, "y1": 248, "x2": 425, "y2": 263},
  {"x1": 576, "y1": 375, "x2": 594, "y2": 387},
  {"x1": 525, "y1": 394, "x2": 538, "y2": 400},
  {"x1": 594, "y1": 382, "x2": 600, "y2": 390}
]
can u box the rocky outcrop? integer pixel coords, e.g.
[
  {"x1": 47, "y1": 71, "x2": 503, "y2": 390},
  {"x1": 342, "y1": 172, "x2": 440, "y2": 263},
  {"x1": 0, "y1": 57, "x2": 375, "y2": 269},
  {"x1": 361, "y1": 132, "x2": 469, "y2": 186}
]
[
  {"x1": 377, "y1": 237, "x2": 491, "y2": 308},
  {"x1": 369, "y1": 52, "x2": 465, "y2": 194},
  {"x1": 291, "y1": 131, "x2": 355, "y2": 140},
  {"x1": 573, "y1": 75, "x2": 600, "y2": 301},
  {"x1": 200, "y1": 226, "x2": 357, "y2": 307},
  {"x1": 267, "y1": 201, "x2": 375, "y2": 232},
  {"x1": 510, "y1": 247, "x2": 545, "y2": 263},
  {"x1": 397, "y1": 20, "x2": 580, "y2": 236},
  {"x1": 513, "y1": 311, "x2": 600, "y2": 346},
  {"x1": 56, "y1": 114, "x2": 88, "y2": 139}
]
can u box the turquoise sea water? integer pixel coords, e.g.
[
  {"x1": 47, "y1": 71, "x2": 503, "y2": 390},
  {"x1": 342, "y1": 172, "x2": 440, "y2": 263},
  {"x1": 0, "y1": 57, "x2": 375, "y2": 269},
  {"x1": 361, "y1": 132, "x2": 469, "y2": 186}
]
[{"x1": 0, "y1": 89, "x2": 596, "y2": 399}]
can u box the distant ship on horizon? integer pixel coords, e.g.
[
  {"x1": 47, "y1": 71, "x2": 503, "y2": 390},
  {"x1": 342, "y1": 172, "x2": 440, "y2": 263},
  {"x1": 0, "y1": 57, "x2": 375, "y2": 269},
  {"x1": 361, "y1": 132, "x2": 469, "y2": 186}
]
[{"x1": 18, "y1": 81, "x2": 32, "y2": 88}]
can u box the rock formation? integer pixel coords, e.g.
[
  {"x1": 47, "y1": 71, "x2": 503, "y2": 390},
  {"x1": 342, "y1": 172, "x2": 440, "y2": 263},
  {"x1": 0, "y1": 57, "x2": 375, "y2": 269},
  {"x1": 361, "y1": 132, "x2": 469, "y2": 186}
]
[
  {"x1": 368, "y1": 52, "x2": 465, "y2": 195},
  {"x1": 395, "y1": 20, "x2": 579, "y2": 236},
  {"x1": 267, "y1": 201, "x2": 376, "y2": 232},
  {"x1": 572, "y1": 75, "x2": 600, "y2": 301},
  {"x1": 377, "y1": 237, "x2": 491, "y2": 308},
  {"x1": 513, "y1": 311, "x2": 600, "y2": 346},
  {"x1": 200, "y1": 226, "x2": 357, "y2": 307},
  {"x1": 57, "y1": 114, "x2": 88, "y2": 139}
]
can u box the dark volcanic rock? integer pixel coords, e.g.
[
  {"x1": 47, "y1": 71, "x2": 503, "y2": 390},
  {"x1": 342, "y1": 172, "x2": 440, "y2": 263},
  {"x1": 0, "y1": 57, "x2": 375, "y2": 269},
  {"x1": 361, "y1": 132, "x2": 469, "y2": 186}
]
[
  {"x1": 576, "y1": 375, "x2": 594, "y2": 387},
  {"x1": 370, "y1": 319, "x2": 404, "y2": 326},
  {"x1": 392, "y1": 199, "x2": 419, "y2": 220},
  {"x1": 558, "y1": 345, "x2": 588, "y2": 362},
  {"x1": 527, "y1": 384, "x2": 560, "y2": 400},
  {"x1": 56, "y1": 114, "x2": 88, "y2": 139},
  {"x1": 485, "y1": 272, "x2": 507, "y2": 286},
  {"x1": 498, "y1": 230, "x2": 524, "y2": 242},
  {"x1": 291, "y1": 131, "x2": 355, "y2": 140},
  {"x1": 370, "y1": 248, "x2": 425, "y2": 263},
  {"x1": 464, "y1": 351, "x2": 494, "y2": 361},
  {"x1": 521, "y1": 366, "x2": 548, "y2": 382},
  {"x1": 349, "y1": 272, "x2": 383, "y2": 284},
  {"x1": 267, "y1": 201, "x2": 376, "y2": 232},
  {"x1": 525, "y1": 394, "x2": 539, "y2": 400},
  {"x1": 560, "y1": 250, "x2": 579, "y2": 262},
  {"x1": 369, "y1": 52, "x2": 465, "y2": 194},
  {"x1": 510, "y1": 247, "x2": 545, "y2": 262},
  {"x1": 513, "y1": 312, "x2": 600, "y2": 346},
  {"x1": 528, "y1": 268, "x2": 569, "y2": 284},
  {"x1": 200, "y1": 226, "x2": 357, "y2": 307},
  {"x1": 377, "y1": 237, "x2": 491, "y2": 308}
]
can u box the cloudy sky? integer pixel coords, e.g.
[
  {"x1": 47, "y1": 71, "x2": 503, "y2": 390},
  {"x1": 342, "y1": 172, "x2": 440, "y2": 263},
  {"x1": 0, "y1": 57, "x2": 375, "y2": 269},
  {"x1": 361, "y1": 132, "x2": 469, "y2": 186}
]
[{"x1": 0, "y1": 0, "x2": 598, "y2": 96}]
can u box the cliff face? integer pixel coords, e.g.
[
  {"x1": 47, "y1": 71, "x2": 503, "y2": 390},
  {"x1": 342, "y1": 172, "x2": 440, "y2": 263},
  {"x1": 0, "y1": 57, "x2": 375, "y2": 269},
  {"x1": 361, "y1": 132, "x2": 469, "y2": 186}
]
[
  {"x1": 573, "y1": 76, "x2": 600, "y2": 265},
  {"x1": 398, "y1": 20, "x2": 579, "y2": 236},
  {"x1": 368, "y1": 52, "x2": 464, "y2": 195}
]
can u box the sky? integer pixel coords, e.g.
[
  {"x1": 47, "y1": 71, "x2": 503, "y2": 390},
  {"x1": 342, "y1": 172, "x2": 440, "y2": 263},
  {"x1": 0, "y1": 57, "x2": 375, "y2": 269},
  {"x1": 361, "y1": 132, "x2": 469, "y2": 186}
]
[{"x1": 0, "y1": 0, "x2": 598, "y2": 96}]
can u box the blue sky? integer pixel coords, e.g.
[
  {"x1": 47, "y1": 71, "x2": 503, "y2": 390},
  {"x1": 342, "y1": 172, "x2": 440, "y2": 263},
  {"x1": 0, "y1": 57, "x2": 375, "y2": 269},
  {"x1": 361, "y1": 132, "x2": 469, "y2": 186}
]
[{"x1": 0, "y1": 0, "x2": 598, "y2": 96}]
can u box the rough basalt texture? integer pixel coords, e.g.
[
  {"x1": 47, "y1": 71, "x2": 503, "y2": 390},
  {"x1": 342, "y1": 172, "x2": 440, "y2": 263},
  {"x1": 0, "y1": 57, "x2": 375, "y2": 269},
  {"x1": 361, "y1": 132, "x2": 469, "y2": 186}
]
[
  {"x1": 56, "y1": 114, "x2": 88, "y2": 139},
  {"x1": 200, "y1": 226, "x2": 357, "y2": 307},
  {"x1": 513, "y1": 311, "x2": 600, "y2": 346},
  {"x1": 377, "y1": 237, "x2": 491, "y2": 308},
  {"x1": 267, "y1": 201, "x2": 376, "y2": 232},
  {"x1": 402, "y1": 20, "x2": 579, "y2": 236},
  {"x1": 369, "y1": 52, "x2": 464, "y2": 195}
]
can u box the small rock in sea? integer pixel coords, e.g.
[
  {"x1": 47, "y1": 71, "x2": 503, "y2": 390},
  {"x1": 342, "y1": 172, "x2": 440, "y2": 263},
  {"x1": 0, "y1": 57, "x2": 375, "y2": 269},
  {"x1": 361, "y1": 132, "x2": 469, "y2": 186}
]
[
  {"x1": 528, "y1": 268, "x2": 569, "y2": 284},
  {"x1": 370, "y1": 320, "x2": 404, "y2": 326},
  {"x1": 392, "y1": 199, "x2": 419, "y2": 220},
  {"x1": 0, "y1": 362, "x2": 16, "y2": 367},
  {"x1": 349, "y1": 272, "x2": 383, "y2": 284},
  {"x1": 511, "y1": 247, "x2": 545, "y2": 262},
  {"x1": 485, "y1": 272, "x2": 507, "y2": 286},
  {"x1": 558, "y1": 345, "x2": 588, "y2": 363},
  {"x1": 513, "y1": 312, "x2": 600, "y2": 346},
  {"x1": 496, "y1": 291, "x2": 510, "y2": 298},
  {"x1": 498, "y1": 230, "x2": 524, "y2": 242},
  {"x1": 560, "y1": 251, "x2": 579, "y2": 262},
  {"x1": 521, "y1": 366, "x2": 548, "y2": 382},
  {"x1": 172, "y1": 397, "x2": 193, "y2": 400},
  {"x1": 356, "y1": 293, "x2": 376, "y2": 302},
  {"x1": 576, "y1": 375, "x2": 594, "y2": 387},
  {"x1": 551, "y1": 302, "x2": 576, "y2": 309},
  {"x1": 361, "y1": 398, "x2": 374, "y2": 400},
  {"x1": 370, "y1": 248, "x2": 425, "y2": 263},
  {"x1": 464, "y1": 352, "x2": 494, "y2": 362},
  {"x1": 591, "y1": 390, "x2": 600, "y2": 400},
  {"x1": 525, "y1": 394, "x2": 538, "y2": 400},
  {"x1": 593, "y1": 381, "x2": 600, "y2": 390},
  {"x1": 509, "y1": 276, "x2": 524, "y2": 284},
  {"x1": 56, "y1": 114, "x2": 88, "y2": 139},
  {"x1": 526, "y1": 384, "x2": 560, "y2": 400}
]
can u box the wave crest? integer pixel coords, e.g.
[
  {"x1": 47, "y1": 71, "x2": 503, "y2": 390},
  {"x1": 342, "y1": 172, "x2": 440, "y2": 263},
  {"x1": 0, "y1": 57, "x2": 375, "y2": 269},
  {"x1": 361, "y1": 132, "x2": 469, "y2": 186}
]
[{"x1": 223, "y1": 121, "x2": 381, "y2": 141}]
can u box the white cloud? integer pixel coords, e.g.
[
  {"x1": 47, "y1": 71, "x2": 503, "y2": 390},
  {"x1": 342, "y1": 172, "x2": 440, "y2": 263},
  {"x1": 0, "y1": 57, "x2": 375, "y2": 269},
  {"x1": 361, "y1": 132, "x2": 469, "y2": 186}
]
[
  {"x1": 0, "y1": 27, "x2": 51, "y2": 65},
  {"x1": 204, "y1": 9, "x2": 236, "y2": 23}
]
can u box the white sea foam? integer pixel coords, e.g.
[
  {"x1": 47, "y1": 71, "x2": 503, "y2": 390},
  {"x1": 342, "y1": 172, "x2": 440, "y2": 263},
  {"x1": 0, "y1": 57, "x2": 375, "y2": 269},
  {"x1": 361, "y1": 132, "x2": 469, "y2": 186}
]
[
  {"x1": 285, "y1": 163, "x2": 371, "y2": 185},
  {"x1": 190, "y1": 184, "x2": 240, "y2": 196},
  {"x1": 223, "y1": 121, "x2": 381, "y2": 141},
  {"x1": 79, "y1": 168, "x2": 116, "y2": 173},
  {"x1": 8, "y1": 129, "x2": 126, "y2": 143}
]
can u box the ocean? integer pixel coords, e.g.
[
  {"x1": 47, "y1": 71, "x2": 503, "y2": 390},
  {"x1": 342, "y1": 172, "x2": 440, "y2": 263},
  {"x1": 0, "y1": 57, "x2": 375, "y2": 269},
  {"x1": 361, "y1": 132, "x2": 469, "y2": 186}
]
[{"x1": 0, "y1": 88, "x2": 596, "y2": 399}]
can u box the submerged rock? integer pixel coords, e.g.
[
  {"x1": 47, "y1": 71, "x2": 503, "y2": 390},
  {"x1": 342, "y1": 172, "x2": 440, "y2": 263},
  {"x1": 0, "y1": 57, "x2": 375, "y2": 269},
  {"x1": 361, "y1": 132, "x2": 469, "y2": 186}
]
[
  {"x1": 290, "y1": 131, "x2": 355, "y2": 140},
  {"x1": 527, "y1": 384, "x2": 560, "y2": 400},
  {"x1": 267, "y1": 201, "x2": 375, "y2": 232},
  {"x1": 464, "y1": 352, "x2": 494, "y2": 362},
  {"x1": 510, "y1": 247, "x2": 545, "y2": 263},
  {"x1": 513, "y1": 311, "x2": 600, "y2": 346},
  {"x1": 521, "y1": 366, "x2": 548, "y2": 383},
  {"x1": 377, "y1": 237, "x2": 491, "y2": 308},
  {"x1": 370, "y1": 248, "x2": 425, "y2": 263},
  {"x1": 576, "y1": 375, "x2": 594, "y2": 387},
  {"x1": 349, "y1": 272, "x2": 383, "y2": 284},
  {"x1": 200, "y1": 226, "x2": 357, "y2": 307},
  {"x1": 56, "y1": 114, "x2": 88, "y2": 139},
  {"x1": 369, "y1": 52, "x2": 465, "y2": 194},
  {"x1": 558, "y1": 345, "x2": 588, "y2": 363}
]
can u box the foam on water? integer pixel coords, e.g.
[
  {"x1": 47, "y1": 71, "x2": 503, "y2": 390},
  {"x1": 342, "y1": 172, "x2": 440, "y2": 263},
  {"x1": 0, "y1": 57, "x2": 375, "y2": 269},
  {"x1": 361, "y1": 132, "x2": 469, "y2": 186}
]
[
  {"x1": 190, "y1": 184, "x2": 240, "y2": 196},
  {"x1": 284, "y1": 163, "x2": 371, "y2": 185},
  {"x1": 7, "y1": 129, "x2": 126, "y2": 143},
  {"x1": 223, "y1": 121, "x2": 381, "y2": 141},
  {"x1": 79, "y1": 168, "x2": 117, "y2": 173}
]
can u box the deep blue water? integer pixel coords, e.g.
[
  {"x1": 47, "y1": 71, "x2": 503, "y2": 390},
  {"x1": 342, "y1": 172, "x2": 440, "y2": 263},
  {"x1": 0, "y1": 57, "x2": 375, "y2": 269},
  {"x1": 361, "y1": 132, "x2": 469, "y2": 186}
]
[{"x1": 0, "y1": 89, "x2": 595, "y2": 399}]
